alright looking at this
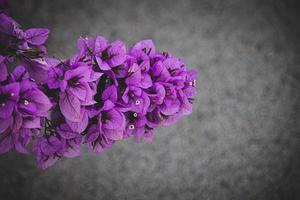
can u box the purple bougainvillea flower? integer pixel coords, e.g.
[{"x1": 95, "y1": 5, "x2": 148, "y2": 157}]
[
  {"x1": 128, "y1": 41, "x2": 155, "y2": 89},
  {"x1": 99, "y1": 106, "x2": 125, "y2": 140},
  {"x1": 122, "y1": 86, "x2": 150, "y2": 115},
  {"x1": 59, "y1": 65, "x2": 98, "y2": 123},
  {"x1": 46, "y1": 59, "x2": 66, "y2": 89},
  {"x1": 0, "y1": 65, "x2": 52, "y2": 155},
  {"x1": 24, "y1": 28, "x2": 49, "y2": 46},
  {"x1": 163, "y1": 57, "x2": 187, "y2": 89},
  {"x1": 59, "y1": 91, "x2": 83, "y2": 122},
  {"x1": 61, "y1": 66, "x2": 95, "y2": 105},
  {"x1": 21, "y1": 57, "x2": 52, "y2": 83},
  {"x1": 124, "y1": 111, "x2": 146, "y2": 141},
  {"x1": 150, "y1": 60, "x2": 171, "y2": 82},
  {"x1": 33, "y1": 128, "x2": 81, "y2": 168},
  {"x1": 56, "y1": 123, "x2": 82, "y2": 157},
  {"x1": 138, "y1": 61, "x2": 152, "y2": 89},
  {"x1": 157, "y1": 83, "x2": 180, "y2": 116},
  {"x1": 130, "y1": 48, "x2": 149, "y2": 66},
  {"x1": 0, "y1": 115, "x2": 23, "y2": 154},
  {"x1": 56, "y1": 123, "x2": 79, "y2": 139},
  {"x1": 65, "y1": 109, "x2": 89, "y2": 133},
  {"x1": 87, "y1": 85, "x2": 127, "y2": 141},
  {"x1": 130, "y1": 39, "x2": 155, "y2": 57},
  {"x1": 146, "y1": 108, "x2": 161, "y2": 129},
  {"x1": 9, "y1": 65, "x2": 30, "y2": 82},
  {"x1": 61, "y1": 135, "x2": 82, "y2": 158},
  {"x1": 9, "y1": 67, "x2": 50, "y2": 121},
  {"x1": 94, "y1": 36, "x2": 126, "y2": 70},
  {"x1": 0, "y1": 13, "x2": 24, "y2": 41},
  {"x1": 0, "y1": 125, "x2": 35, "y2": 154},
  {"x1": 0, "y1": 7, "x2": 198, "y2": 169},
  {"x1": 0, "y1": 11, "x2": 49, "y2": 53},
  {"x1": 147, "y1": 83, "x2": 166, "y2": 110},
  {"x1": 0, "y1": 82, "x2": 20, "y2": 119},
  {"x1": 176, "y1": 89, "x2": 193, "y2": 116},
  {"x1": 127, "y1": 42, "x2": 154, "y2": 89},
  {"x1": 101, "y1": 84, "x2": 118, "y2": 103},
  {"x1": 125, "y1": 64, "x2": 141, "y2": 86},
  {"x1": 84, "y1": 124, "x2": 114, "y2": 154},
  {"x1": 77, "y1": 36, "x2": 95, "y2": 55},
  {"x1": 175, "y1": 69, "x2": 198, "y2": 117},
  {"x1": 22, "y1": 116, "x2": 41, "y2": 129},
  {"x1": 47, "y1": 66, "x2": 64, "y2": 89},
  {"x1": 33, "y1": 135, "x2": 63, "y2": 169},
  {"x1": 111, "y1": 55, "x2": 134, "y2": 78},
  {"x1": 183, "y1": 69, "x2": 198, "y2": 98},
  {"x1": 143, "y1": 128, "x2": 154, "y2": 143},
  {"x1": 17, "y1": 82, "x2": 52, "y2": 117},
  {"x1": 13, "y1": 128, "x2": 33, "y2": 154},
  {"x1": 77, "y1": 35, "x2": 126, "y2": 71}
]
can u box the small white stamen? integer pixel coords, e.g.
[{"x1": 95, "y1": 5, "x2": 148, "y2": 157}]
[
  {"x1": 37, "y1": 58, "x2": 47, "y2": 65},
  {"x1": 11, "y1": 93, "x2": 15, "y2": 97},
  {"x1": 133, "y1": 112, "x2": 138, "y2": 117},
  {"x1": 23, "y1": 100, "x2": 29, "y2": 106},
  {"x1": 129, "y1": 124, "x2": 135, "y2": 130},
  {"x1": 135, "y1": 100, "x2": 141, "y2": 105},
  {"x1": 189, "y1": 80, "x2": 196, "y2": 87},
  {"x1": 128, "y1": 66, "x2": 135, "y2": 73}
]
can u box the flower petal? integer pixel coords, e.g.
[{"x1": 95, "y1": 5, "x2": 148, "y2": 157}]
[
  {"x1": 0, "y1": 100, "x2": 15, "y2": 119},
  {"x1": 125, "y1": 66, "x2": 141, "y2": 86},
  {"x1": 160, "y1": 98, "x2": 180, "y2": 116},
  {"x1": 59, "y1": 92, "x2": 82, "y2": 122},
  {"x1": 0, "y1": 130, "x2": 13, "y2": 154},
  {"x1": 57, "y1": 123, "x2": 79, "y2": 139},
  {"x1": 131, "y1": 39, "x2": 155, "y2": 56},
  {"x1": 104, "y1": 129, "x2": 123, "y2": 141},
  {"x1": 84, "y1": 125, "x2": 99, "y2": 143},
  {"x1": 65, "y1": 111, "x2": 88, "y2": 133},
  {"x1": 63, "y1": 139, "x2": 81, "y2": 158},
  {"x1": 96, "y1": 57, "x2": 111, "y2": 70},
  {"x1": 94, "y1": 35, "x2": 108, "y2": 54},
  {"x1": 22, "y1": 117, "x2": 41, "y2": 129},
  {"x1": 102, "y1": 109, "x2": 124, "y2": 130},
  {"x1": 69, "y1": 84, "x2": 87, "y2": 101},
  {"x1": 0, "y1": 116, "x2": 11, "y2": 133},
  {"x1": 102, "y1": 85, "x2": 117, "y2": 103},
  {"x1": 140, "y1": 74, "x2": 152, "y2": 89},
  {"x1": 25, "y1": 28, "x2": 49, "y2": 45}
]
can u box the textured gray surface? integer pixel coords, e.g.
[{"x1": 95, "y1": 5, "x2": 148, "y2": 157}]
[{"x1": 1, "y1": 0, "x2": 300, "y2": 199}]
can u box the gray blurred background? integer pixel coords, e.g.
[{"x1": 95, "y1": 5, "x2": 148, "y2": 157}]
[{"x1": 1, "y1": 0, "x2": 300, "y2": 199}]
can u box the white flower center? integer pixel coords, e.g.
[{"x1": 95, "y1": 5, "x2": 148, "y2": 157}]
[
  {"x1": 129, "y1": 124, "x2": 135, "y2": 130},
  {"x1": 135, "y1": 100, "x2": 141, "y2": 105},
  {"x1": 23, "y1": 100, "x2": 29, "y2": 106}
]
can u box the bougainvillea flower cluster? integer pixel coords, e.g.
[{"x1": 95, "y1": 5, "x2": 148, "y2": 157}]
[{"x1": 0, "y1": 0, "x2": 198, "y2": 169}]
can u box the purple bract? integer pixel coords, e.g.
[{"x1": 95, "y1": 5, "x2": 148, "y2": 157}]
[{"x1": 0, "y1": 1, "x2": 198, "y2": 169}]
